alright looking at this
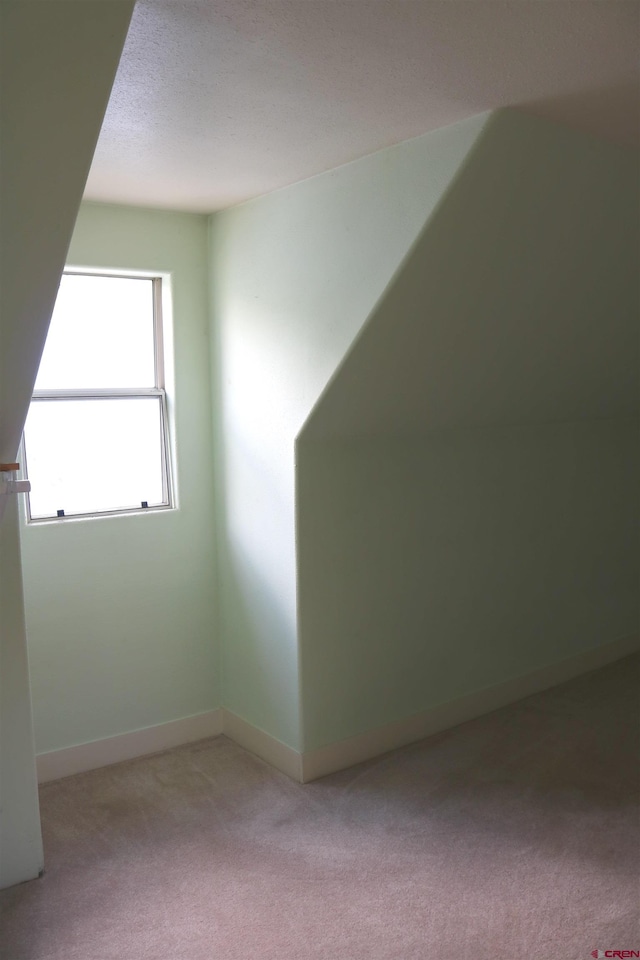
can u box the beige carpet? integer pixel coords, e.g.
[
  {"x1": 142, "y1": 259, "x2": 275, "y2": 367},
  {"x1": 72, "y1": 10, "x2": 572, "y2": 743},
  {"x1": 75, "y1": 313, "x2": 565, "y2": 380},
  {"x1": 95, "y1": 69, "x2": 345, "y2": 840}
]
[{"x1": 1, "y1": 655, "x2": 638, "y2": 960}]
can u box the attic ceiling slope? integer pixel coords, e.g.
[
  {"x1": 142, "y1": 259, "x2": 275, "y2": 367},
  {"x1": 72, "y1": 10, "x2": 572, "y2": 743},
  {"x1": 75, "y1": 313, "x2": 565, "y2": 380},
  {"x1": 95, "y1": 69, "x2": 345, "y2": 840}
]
[
  {"x1": 300, "y1": 111, "x2": 639, "y2": 439},
  {"x1": 85, "y1": 0, "x2": 640, "y2": 212}
]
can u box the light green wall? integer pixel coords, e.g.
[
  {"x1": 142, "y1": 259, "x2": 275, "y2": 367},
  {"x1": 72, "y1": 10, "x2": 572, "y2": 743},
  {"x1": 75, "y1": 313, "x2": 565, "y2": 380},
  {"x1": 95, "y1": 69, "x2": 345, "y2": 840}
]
[
  {"x1": 20, "y1": 203, "x2": 220, "y2": 755},
  {"x1": 209, "y1": 114, "x2": 488, "y2": 749},
  {"x1": 0, "y1": 1, "x2": 132, "y2": 888},
  {"x1": 297, "y1": 111, "x2": 639, "y2": 750},
  {"x1": 298, "y1": 423, "x2": 638, "y2": 748}
]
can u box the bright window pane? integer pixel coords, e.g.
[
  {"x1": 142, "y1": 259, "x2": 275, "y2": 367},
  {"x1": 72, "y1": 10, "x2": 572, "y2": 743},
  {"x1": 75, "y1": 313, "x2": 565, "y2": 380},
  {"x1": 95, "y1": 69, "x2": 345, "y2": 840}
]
[
  {"x1": 25, "y1": 398, "x2": 165, "y2": 518},
  {"x1": 35, "y1": 275, "x2": 156, "y2": 390}
]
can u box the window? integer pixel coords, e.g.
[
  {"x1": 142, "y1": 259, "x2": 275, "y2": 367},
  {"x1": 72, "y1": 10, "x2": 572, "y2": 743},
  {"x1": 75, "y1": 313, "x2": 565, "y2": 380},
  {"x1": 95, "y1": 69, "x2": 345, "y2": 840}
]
[{"x1": 23, "y1": 271, "x2": 174, "y2": 521}]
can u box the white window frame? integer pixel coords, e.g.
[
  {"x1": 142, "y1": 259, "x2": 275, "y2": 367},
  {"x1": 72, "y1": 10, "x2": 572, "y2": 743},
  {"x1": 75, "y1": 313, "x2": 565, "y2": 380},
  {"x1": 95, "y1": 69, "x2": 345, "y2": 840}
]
[{"x1": 23, "y1": 270, "x2": 175, "y2": 523}]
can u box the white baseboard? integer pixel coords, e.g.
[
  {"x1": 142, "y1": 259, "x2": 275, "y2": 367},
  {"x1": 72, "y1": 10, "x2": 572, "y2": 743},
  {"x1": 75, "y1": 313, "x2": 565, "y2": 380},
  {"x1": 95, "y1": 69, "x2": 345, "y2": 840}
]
[
  {"x1": 36, "y1": 709, "x2": 223, "y2": 783},
  {"x1": 36, "y1": 634, "x2": 638, "y2": 786},
  {"x1": 301, "y1": 633, "x2": 640, "y2": 782},
  {"x1": 222, "y1": 709, "x2": 303, "y2": 782}
]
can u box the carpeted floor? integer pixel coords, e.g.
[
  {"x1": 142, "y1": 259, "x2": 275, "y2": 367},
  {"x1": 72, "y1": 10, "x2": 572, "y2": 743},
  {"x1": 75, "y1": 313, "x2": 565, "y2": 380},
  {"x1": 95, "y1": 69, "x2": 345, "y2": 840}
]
[{"x1": 1, "y1": 655, "x2": 638, "y2": 960}]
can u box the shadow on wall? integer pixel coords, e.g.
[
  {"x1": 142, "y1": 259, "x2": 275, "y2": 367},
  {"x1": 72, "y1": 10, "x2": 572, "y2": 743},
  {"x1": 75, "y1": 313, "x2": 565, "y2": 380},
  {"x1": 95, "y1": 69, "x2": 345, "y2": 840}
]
[{"x1": 521, "y1": 77, "x2": 640, "y2": 151}]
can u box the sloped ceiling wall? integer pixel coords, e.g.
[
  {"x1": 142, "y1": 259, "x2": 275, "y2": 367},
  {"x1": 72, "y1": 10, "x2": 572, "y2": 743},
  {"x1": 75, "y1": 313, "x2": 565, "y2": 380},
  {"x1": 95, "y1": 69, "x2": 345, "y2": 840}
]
[
  {"x1": 297, "y1": 111, "x2": 639, "y2": 750},
  {"x1": 301, "y1": 110, "x2": 638, "y2": 440},
  {"x1": 0, "y1": 0, "x2": 133, "y2": 464},
  {"x1": 0, "y1": 0, "x2": 133, "y2": 889}
]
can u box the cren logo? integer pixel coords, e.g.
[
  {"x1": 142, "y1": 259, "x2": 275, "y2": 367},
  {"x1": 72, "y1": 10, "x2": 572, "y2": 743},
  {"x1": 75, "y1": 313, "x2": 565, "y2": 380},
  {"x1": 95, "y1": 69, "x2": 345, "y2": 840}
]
[{"x1": 591, "y1": 952, "x2": 640, "y2": 959}]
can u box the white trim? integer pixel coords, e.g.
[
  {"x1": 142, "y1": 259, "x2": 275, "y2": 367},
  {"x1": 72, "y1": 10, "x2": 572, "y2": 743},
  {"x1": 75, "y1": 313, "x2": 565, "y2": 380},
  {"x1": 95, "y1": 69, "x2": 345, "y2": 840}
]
[
  {"x1": 301, "y1": 633, "x2": 640, "y2": 782},
  {"x1": 31, "y1": 388, "x2": 163, "y2": 399},
  {"x1": 36, "y1": 709, "x2": 223, "y2": 783},
  {"x1": 222, "y1": 709, "x2": 303, "y2": 782}
]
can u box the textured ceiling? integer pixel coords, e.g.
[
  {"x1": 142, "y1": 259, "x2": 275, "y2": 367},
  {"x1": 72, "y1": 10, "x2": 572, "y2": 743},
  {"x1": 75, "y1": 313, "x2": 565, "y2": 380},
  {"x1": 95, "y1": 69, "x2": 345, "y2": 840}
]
[{"x1": 85, "y1": 0, "x2": 640, "y2": 213}]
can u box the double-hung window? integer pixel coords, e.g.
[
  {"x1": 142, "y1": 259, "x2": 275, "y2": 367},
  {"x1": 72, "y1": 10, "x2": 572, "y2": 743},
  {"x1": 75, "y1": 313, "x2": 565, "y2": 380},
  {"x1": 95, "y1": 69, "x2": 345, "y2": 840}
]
[{"x1": 23, "y1": 271, "x2": 174, "y2": 521}]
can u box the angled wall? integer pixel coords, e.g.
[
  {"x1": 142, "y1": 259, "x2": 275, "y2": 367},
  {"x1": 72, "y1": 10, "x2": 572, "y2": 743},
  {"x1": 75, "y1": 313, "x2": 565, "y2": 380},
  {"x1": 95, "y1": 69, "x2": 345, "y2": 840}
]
[
  {"x1": 0, "y1": 0, "x2": 133, "y2": 465},
  {"x1": 209, "y1": 115, "x2": 489, "y2": 749},
  {"x1": 0, "y1": 1, "x2": 133, "y2": 887},
  {"x1": 297, "y1": 111, "x2": 639, "y2": 752}
]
